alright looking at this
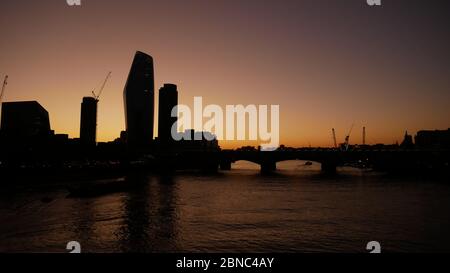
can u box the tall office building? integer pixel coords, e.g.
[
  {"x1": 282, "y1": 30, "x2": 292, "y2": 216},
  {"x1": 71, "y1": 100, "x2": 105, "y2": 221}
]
[
  {"x1": 80, "y1": 97, "x2": 98, "y2": 146},
  {"x1": 158, "y1": 83, "x2": 178, "y2": 143},
  {"x1": 123, "y1": 51, "x2": 155, "y2": 150}
]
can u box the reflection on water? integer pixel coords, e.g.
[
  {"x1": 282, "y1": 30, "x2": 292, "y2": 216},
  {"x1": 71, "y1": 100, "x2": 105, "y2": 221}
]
[{"x1": 1, "y1": 161, "x2": 450, "y2": 253}]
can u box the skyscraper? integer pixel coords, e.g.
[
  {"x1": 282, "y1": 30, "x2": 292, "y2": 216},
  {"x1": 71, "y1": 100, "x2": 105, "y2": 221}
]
[
  {"x1": 80, "y1": 97, "x2": 97, "y2": 147},
  {"x1": 123, "y1": 51, "x2": 154, "y2": 150},
  {"x1": 158, "y1": 83, "x2": 178, "y2": 143}
]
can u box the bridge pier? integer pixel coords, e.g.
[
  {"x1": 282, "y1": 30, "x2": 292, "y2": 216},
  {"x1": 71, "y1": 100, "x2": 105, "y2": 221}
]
[
  {"x1": 321, "y1": 161, "x2": 337, "y2": 174},
  {"x1": 261, "y1": 161, "x2": 276, "y2": 174},
  {"x1": 219, "y1": 161, "x2": 232, "y2": 171}
]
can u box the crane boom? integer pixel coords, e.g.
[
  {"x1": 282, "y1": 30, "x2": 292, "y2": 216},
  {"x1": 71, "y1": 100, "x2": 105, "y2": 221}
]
[
  {"x1": 92, "y1": 72, "x2": 111, "y2": 101},
  {"x1": 343, "y1": 123, "x2": 354, "y2": 151},
  {"x1": 0, "y1": 75, "x2": 8, "y2": 103},
  {"x1": 332, "y1": 128, "x2": 337, "y2": 148},
  {"x1": 347, "y1": 124, "x2": 354, "y2": 137}
]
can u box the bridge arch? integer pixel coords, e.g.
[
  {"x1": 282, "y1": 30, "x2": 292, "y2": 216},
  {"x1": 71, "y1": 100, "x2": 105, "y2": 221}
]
[{"x1": 231, "y1": 160, "x2": 261, "y2": 170}]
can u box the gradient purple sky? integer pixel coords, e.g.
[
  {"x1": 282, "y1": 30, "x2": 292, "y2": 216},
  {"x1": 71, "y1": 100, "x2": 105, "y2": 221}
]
[{"x1": 1, "y1": 0, "x2": 449, "y2": 148}]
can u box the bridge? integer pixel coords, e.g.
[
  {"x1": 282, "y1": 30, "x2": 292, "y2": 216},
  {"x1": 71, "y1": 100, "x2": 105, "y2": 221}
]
[{"x1": 216, "y1": 149, "x2": 450, "y2": 174}]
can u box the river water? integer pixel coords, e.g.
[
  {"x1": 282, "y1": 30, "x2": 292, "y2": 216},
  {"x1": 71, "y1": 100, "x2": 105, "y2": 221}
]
[{"x1": 1, "y1": 161, "x2": 449, "y2": 253}]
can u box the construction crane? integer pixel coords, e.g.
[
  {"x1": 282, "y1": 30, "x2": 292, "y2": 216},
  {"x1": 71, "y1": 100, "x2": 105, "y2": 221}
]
[
  {"x1": 343, "y1": 124, "x2": 354, "y2": 151},
  {"x1": 0, "y1": 75, "x2": 8, "y2": 103},
  {"x1": 332, "y1": 128, "x2": 337, "y2": 148},
  {"x1": 91, "y1": 72, "x2": 111, "y2": 101}
]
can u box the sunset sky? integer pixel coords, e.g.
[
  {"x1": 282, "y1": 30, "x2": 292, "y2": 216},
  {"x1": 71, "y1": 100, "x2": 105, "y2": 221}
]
[{"x1": 1, "y1": 0, "x2": 449, "y2": 148}]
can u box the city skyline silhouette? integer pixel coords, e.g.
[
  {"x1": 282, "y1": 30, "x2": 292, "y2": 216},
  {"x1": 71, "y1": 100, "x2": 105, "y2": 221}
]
[
  {"x1": 2, "y1": 49, "x2": 448, "y2": 153},
  {"x1": 1, "y1": 48, "x2": 449, "y2": 175}
]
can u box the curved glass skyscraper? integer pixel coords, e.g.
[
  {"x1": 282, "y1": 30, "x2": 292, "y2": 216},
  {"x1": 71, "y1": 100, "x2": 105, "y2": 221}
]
[{"x1": 123, "y1": 51, "x2": 154, "y2": 150}]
